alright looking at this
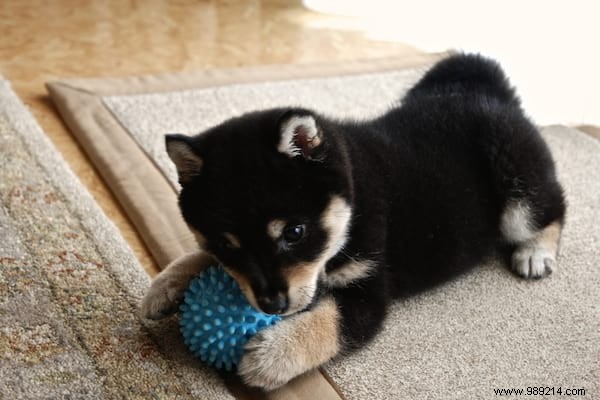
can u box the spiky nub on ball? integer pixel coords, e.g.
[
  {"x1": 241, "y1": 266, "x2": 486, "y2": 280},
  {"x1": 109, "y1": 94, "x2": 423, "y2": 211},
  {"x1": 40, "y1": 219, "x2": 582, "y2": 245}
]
[{"x1": 179, "y1": 265, "x2": 281, "y2": 371}]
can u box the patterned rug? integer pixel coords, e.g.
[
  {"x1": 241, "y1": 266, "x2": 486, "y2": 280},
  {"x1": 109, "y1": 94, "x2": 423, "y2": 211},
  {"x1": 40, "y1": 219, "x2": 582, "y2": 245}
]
[{"x1": 0, "y1": 77, "x2": 233, "y2": 400}]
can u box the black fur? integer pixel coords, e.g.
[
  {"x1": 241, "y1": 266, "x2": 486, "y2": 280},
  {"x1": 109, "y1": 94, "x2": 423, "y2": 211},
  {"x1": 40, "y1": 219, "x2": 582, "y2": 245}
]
[{"x1": 172, "y1": 54, "x2": 565, "y2": 354}]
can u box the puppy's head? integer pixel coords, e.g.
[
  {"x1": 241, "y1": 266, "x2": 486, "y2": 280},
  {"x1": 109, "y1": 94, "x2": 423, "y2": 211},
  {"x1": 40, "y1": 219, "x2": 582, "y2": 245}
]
[{"x1": 167, "y1": 108, "x2": 352, "y2": 315}]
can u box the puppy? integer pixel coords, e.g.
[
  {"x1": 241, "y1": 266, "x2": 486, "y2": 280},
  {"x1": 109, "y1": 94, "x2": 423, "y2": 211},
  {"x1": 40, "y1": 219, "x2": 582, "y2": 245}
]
[{"x1": 141, "y1": 54, "x2": 566, "y2": 390}]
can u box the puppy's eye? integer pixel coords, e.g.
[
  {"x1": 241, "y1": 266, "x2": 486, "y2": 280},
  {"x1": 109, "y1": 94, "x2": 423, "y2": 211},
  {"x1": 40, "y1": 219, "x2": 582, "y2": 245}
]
[{"x1": 282, "y1": 224, "x2": 305, "y2": 244}]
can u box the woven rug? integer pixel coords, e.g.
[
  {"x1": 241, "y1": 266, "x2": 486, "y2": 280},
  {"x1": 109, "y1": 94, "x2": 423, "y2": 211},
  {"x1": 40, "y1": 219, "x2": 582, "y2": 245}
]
[
  {"x1": 0, "y1": 77, "x2": 233, "y2": 400},
  {"x1": 47, "y1": 56, "x2": 600, "y2": 400}
]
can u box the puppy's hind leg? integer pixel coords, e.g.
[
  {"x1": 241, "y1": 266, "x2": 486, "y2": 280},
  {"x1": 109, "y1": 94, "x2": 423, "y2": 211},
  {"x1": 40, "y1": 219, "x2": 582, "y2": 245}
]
[
  {"x1": 486, "y1": 113, "x2": 566, "y2": 279},
  {"x1": 495, "y1": 138, "x2": 566, "y2": 279}
]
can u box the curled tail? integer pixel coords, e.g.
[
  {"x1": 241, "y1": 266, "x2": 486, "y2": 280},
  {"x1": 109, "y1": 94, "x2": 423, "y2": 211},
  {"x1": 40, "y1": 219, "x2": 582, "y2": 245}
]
[{"x1": 405, "y1": 53, "x2": 518, "y2": 104}]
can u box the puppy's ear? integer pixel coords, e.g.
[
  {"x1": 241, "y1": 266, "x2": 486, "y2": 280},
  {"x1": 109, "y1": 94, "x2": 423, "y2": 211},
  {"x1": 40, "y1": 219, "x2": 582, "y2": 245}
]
[
  {"x1": 277, "y1": 113, "x2": 323, "y2": 159},
  {"x1": 165, "y1": 134, "x2": 203, "y2": 185}
]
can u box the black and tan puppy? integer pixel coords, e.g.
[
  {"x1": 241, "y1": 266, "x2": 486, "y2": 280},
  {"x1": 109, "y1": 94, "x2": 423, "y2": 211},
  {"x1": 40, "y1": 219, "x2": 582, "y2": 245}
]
[{"x1": 141, "y1": 54, "x2": 566, "y2": 389}]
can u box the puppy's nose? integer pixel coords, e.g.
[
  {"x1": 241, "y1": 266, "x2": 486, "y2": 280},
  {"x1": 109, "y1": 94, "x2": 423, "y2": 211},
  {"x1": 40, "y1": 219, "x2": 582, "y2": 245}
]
[{"x1": 257, "y1": 293, "x2": 289, "y2": 315}]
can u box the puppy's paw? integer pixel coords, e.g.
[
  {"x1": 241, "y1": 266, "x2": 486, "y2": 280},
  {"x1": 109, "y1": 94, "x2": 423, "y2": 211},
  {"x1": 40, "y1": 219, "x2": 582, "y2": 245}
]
[
  {"x1": 237, "y1": 298, "x2": 341, "y2": 390},
  {"x1": 237, "y1": 323, "x2": 300, "y2": 390},
  {"x1": 140, "y1": 274, "x2": 189, "y2": 320},
  {"x1": 512, "y1": 243, "x2": 556, "y2": 279}
]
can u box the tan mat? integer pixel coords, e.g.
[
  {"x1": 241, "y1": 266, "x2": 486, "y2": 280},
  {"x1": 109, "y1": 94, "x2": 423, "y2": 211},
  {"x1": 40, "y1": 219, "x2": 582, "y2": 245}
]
[{"x1": 47, "y1": 55, "x2": 599, "y2": 399}]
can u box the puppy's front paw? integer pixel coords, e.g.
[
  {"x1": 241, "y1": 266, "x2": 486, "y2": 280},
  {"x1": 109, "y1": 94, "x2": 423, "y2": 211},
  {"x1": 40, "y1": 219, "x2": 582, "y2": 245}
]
[
  {"x1": 140, "y1": 274, "x2": 189, "y2": 320},
  {"x1": 237, "y1": 323, "x2": 299, "y2": 390},
  {"x1": 237, "y1": 298, "x2": 341, "y2": 391}
]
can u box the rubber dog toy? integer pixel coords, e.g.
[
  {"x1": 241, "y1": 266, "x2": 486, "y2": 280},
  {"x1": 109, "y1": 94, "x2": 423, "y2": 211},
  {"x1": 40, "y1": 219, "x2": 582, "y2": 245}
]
[{"x1": 179, "y1": 265, "x2": 281, "y2": 370}]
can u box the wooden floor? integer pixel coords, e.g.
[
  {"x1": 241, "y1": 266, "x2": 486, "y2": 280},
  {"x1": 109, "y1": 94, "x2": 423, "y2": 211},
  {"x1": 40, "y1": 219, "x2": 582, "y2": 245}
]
[{"x1": 0, "y1": 0, "x2": 423, "y2": 277}]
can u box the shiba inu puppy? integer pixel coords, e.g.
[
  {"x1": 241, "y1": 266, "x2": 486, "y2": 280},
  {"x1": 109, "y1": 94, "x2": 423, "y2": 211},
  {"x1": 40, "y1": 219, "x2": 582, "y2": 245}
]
[{"x1": 141, "y1": 54, "x2": 566, "y2": 390}]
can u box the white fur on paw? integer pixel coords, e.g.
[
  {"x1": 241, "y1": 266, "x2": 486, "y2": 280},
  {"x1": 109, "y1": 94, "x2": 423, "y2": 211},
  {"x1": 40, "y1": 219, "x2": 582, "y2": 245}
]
[
  {"x1": 512, "y1": 244, "x2": 556, "y2": 279},
  {"x1": 140, "y1": 275, "x2": 188, "y2": 320},
  {"x1": 238, "y1": 322, "x2": 303, "y2": 390}
]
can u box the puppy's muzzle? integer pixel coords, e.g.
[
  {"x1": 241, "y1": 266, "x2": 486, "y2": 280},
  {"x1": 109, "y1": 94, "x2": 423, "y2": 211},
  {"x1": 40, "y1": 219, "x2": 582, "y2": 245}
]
[{"x1": 257, "y1": 292, "x2": 289, "y2": 315}]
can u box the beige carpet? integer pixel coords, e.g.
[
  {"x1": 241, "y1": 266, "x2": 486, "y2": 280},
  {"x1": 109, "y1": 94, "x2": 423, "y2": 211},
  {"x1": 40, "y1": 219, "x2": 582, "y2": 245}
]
[
  {"x1": 0, "y1": 77, "x2": 233, "y2": 400},
  {"x1": 48, "y1": 57, "x2": 599, "y2": 399}
]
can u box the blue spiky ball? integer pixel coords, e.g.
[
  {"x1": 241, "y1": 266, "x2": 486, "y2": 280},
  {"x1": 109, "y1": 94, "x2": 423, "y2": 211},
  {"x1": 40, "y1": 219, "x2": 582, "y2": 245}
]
[{"x1": 179, "y1": 265, "x2": 281, "y2": 371}]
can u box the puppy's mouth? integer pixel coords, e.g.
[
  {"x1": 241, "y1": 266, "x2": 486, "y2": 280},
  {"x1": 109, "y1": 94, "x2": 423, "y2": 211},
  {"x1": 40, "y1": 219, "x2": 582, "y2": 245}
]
[
  {"x1": 254, "y1": 285, "x2": 316, "y2": 317},
  {"x1": 222, "y1": 266, "x2": 317, "y2": 316}
]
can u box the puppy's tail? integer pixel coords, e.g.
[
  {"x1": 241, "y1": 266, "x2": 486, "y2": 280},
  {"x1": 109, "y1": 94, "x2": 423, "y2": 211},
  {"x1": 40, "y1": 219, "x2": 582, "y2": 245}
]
[{"x1": 404, "y1": 53, "x2": 518, "y2": 104}]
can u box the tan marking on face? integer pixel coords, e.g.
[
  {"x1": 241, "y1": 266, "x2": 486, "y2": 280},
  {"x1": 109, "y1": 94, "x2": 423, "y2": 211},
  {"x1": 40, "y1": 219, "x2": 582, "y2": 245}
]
[
  {"x1": 284, "y1": 262, "x2": 322, "y2": 315},
  {"x1": 223, "y1": 232, "x2": 241, "y2": 248},
  {"x1": 223, "y1": 266, "x2": 261, "y2": 311},
  {"x1": 238, "y1": 297, "x2": 341, "y2": 389},
  {"x1": 281, "y1": 195, "x2": 352, "y2": 315},
  {"x1": 320, "y1": 195, "x2": 353, "y2": 257},
  {"x1": 325, "y1": 259, "x2": 376, "y2": 287},
  {"x1": 267, "y1": 219, "x2": 286, "y2": 240}
]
